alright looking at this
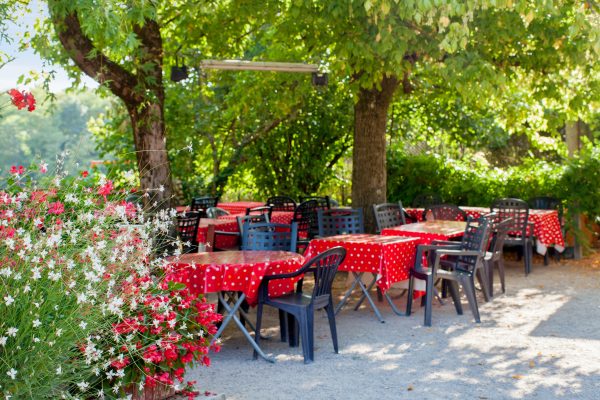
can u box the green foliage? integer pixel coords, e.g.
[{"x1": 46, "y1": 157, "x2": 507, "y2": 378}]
[
  {"x1": 387, "y1": 150, "x2": 563, "y2": 208},
  {"x1": 247, "y1": 81, "x2": 353, "y2": 199},
  {"x1": 388, "y1": 147, "x2": 600, "y2": 230}
]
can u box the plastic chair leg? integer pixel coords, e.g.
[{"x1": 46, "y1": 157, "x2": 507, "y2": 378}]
[
  {"x1": 287, "y1": 313, "x2": 299, "y2": 347},
  {"x1": 498, "y1": 259, "x2": 506, "y2": 293},
  {"x1": 446, "y1": 280, "x2": 463, "y2": 315},
  {"x1": 326, "y1": 302, "x2": 338, "y2": 354},
  {"x1": 279, "y1": 310, "x2": 288, "y2": 342},
  {"x1": 476, "y1": 268, "x2": 491, "y2": 302},
  {"x1": 406, "y1": 274, "x2": 415, "y2": 317},
  {"x1": 485, "y1": 260, "x2": 494, "y2": 298},
  {"x1": 253, "y1": 303, "x2": 264, "y2": 360},
  {"x1": 298, "y1": 312, "x2": 312, "y2": 364},
  {"x1": 461, "y1": 276, "x2": 481, "y2": 323},
  {"x1": 424, "y1": 275, "x2": 434, "y2": 327}
]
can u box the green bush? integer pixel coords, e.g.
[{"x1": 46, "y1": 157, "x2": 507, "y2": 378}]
[{"x1": 387, "y1": 150, "x2": 580, "y2": 214}]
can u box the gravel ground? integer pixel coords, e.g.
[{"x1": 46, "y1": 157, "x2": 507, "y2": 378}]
[{"x1": 186, "y1": 255, "x2": 600, "y2": 400}]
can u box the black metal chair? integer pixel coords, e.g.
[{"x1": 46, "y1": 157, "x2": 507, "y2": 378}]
[
  {"x1": 372, "y1": 201, "x2": 411, "y2": 233},
  {"x1": 422, "y1": 204, "x2": 468, "y2": 221},
  {"x1": 254, "y1": 246, "x2": 346, "y2": 363},
  {"x1": 317, "y1": 208, "x2": 364, "y2": 237},
  {"x1": 412, "y1": 193, "x2": 443, "y2": 208},
  {"x1": 299, "y1": 196, "x2": 331, "y2": 210},
  {"x1": 528, "y1": 196, "x2": 563, "y2": 265},
  {"x1": 292, "y1": 200, "x2": 319, "y2": 251},
  {"x1": 241, "y1": 222, "x2": 298, "y2": 252},
  {"x1": 265, "y1": 196, "x2": 297, "y2": 212},
  {"x1": 484, "y1": 217, "x2": 513, "y2": 297},
  {"x1": 246, "y1": 205, "x2": 273, "y2": 220},
  {"x1": 406, "y1": 217, "x2": 491, "y2": 326},
  {"x1": 175, "y1": 211, "x2": 201, "y2": 253},
  {"x1": 206, "y1": 206, "x2": 230, "y2": 219},
  {"x1": 190, "y1": 196, "x2": 219, "y2": 218},
  {"x1": 491, "y1": 198, "x2": 534, "y2": 275}
]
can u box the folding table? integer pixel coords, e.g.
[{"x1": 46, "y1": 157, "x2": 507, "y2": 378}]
[
  {"x1": 164, "y1": 250, "x2": 304, "y2": 362},
  {"x1": 304, "y1": 234, "x2": 420, "y2": 323}
]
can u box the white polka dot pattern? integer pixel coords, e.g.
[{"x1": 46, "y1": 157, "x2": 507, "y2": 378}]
[
  {"x1": 406, "y1": 207, "x2": 565, "y2": 251},
  {"x1": 304, "y1": 234, "x2": 420, "y2": 294},
  {"x1": 164, "y1": 251, "x2": 305, "y2": 306}
]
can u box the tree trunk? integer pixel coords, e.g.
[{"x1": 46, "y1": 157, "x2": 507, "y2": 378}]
[
  {"x1": 128, "y1": 102, "x2": 173, "y2": 209},
  {"x1": 352, "y1": 75, "x2": 399, "y2": 232},
  {"x1": 49, "y1": 7, "x2": 173, "y2": 209}
]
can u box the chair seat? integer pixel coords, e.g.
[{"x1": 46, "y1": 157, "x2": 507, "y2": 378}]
[{"x1": 267, "y1": 292, "x2": 313, "y2": 308}]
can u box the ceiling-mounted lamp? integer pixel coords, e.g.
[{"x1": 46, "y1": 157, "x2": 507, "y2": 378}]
[
  {"x1": 170, "y1": 55, "x2": 188, "y2": 82},
  {"x1": 311, "y1": 72, "x2": 328, "y2": 87}
]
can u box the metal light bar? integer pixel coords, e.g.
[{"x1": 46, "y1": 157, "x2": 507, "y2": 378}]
[{"x1": 200, "y1": 60, "x2": 319, "y2": 73}]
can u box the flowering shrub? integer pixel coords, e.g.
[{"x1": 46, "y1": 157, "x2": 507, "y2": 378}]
[{"x1": 0, "y1": 163, "x2": 220, "y2": 399}]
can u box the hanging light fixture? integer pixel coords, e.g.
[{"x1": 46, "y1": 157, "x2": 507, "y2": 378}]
[{"x1": 170, "y1": 56, "x2": 188, "y2": 82}]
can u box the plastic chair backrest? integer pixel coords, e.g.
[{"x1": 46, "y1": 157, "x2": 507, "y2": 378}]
[
  {"x1": 372, "y1": 202, "x2": 407, "y2": 232},
  {"x1": 317, "y1": 208, "x2": 364, "y2": 237},
  {"x1": 423, "y1": 204, "x2": 468, "y2": 221},
  {"x1": 490, "y1": 198, "x2": 529, "y2": 237},
  {"x1": 453, "y1": 217, "x2": 491, "y2": 273},
  {"x1": 293, "y1": 200, "x2": 319, "y2": 239},
  {"x1": 266, "y1": 196, "x2": 297, "y2": 212},
  {"x1": 176, "y1": 211, "x2": 200, "y2": 252},
  {"x1": 241, "y1": 222, "x2": 298, "y2": 252},
  {"x1": 190, "y1": 196, "x2": 219, "y2": 217},
  {"x1": 299, "y1": 196, "x2": 331, "y2": 210},
  {"x1": 236, "y1": 213, "x2": 270, "y2": 234}
]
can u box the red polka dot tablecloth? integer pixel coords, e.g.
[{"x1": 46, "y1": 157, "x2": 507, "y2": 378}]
[
  {"x1": 381, "y1": 221, "x2": 467, "y2": 244},
  {"x1": 196, "y1": 218, "x2": 240, "y2": 248},
  {"x1": 405, "y1": 207, "x2": 564, "y2": 253},
  {"x1": 303, "y1": 234, "x2": 420, "y2": 294},
  {"x1": 217, "y1": 201, "x2": 264, "y2": 215},
  {"x1": 164, "y1": 251, "x2": 305, "y2": 306}
]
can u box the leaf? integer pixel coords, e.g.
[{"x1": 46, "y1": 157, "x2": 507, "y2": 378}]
[
  {"x1": 168, "y1": 281, "x2": 187, "y2": 291},
  {"x1": 529, "y1": 360, "x2": 536, "y2": 368},
  {"x1": 407, "y1": 385, "x2": 414, "y2": 391},
  {"x1": 512, "y1": 374, "x2": 524, "y2": 380}
]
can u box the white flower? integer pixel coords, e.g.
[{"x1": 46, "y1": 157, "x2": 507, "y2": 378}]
[
  {"x1": 6, "y1": 368, "x2": 17, "y2": 380},
  {"x1": 7, "y1": 327, "x2": 18, "y2": 337},
  {"x1": 0, "y1": 337, "x2": 7, "y2": 346},
  {"x1": 4, "y1": 295, "x2": 14, "y2": 306},
  {"x1": 77, "y1": 381, "x2": 89, "y2": 391},
  {"x1": 79, "y1": 321, "x2": 87, "y2": 330},
  {"x1": 56, "y1": 328, "x2": 63, "y2": 337},
  {"x1": 33, "y1": 319, "x2": 41, "y2": 328},
  {"x1": 56, "y1": 366, "x2": 62, "y2": 375}
]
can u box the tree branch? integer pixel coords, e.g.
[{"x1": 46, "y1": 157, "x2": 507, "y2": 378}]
[{"x1": 49, "y1": 8, "x2": 141, "y2": 104}]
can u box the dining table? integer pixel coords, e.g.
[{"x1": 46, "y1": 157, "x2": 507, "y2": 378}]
[
  {"x1": 164, "y1": 250, "x2": 305, "y2": 362},
  {"x1": 405, "y1": 206, "x2": 564, "y2": 255},
  {"x1": 304, "y1": 234, "x2": 420, "y2": 322},
  {"x1": 381, "y1": 220, "x2": 467, "y2": 244}
]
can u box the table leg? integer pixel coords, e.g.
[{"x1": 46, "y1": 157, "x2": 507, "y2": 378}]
[
  {"x1": 335, "y1": 272, "x2": 385, "y2": 323},
  {"x1": 211, "y1": 291, "x2": 275, "y2": 363}
]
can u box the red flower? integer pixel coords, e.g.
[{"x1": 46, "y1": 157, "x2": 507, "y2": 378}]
[
  {"x1": 98, "y1": 180, "x2": 113, "y2": 200},
  {"x1": 81, "y1": 170, "x2": 89, "y2": 178},
  {"x1": 9, "y1": 165, "x2": 24, "y2": 175},
  {"x1": 110, "y1": 356, "x2": 130, "y2": 370},
  {"x1": 48, "y1": 201, "x2": 65, "y2": 215},
  {"x1": 8, "y1": 89, "x2": 35, "y2": 111}
]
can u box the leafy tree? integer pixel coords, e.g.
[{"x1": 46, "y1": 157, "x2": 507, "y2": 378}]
[{"x1": 271, "y1": 0, "x2": 599, "y2": 230}]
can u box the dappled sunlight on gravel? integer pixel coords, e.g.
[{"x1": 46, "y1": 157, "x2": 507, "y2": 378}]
[{"x1": 186, "y1": 259, "x2": 600, "y2": 400}]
